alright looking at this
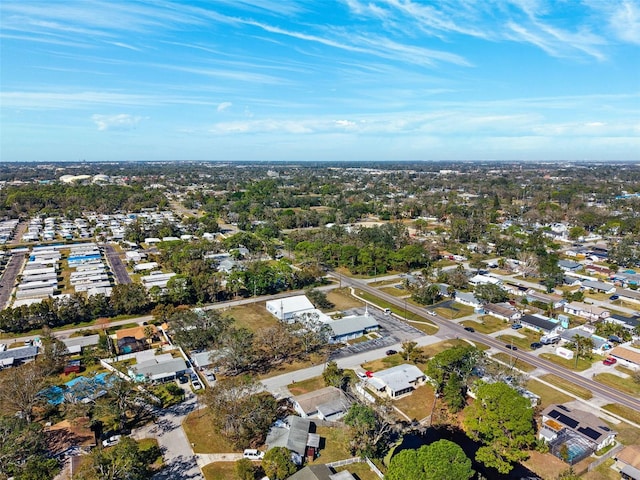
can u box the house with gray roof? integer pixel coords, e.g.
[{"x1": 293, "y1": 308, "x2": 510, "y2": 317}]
[
  {"x1": 581, "y1": 280, "x2": 616, "y2": 294},
  {"x1": 327, "y1": 314, "x2": 379, "y2": 344},
  {"x1": 287, "y1": 465, "x2": 356, "y2": 480},
  {"x1": 519, "y1": 314, "x2": 560, "y2": 334},
  {"x1": 367, "y1": 364, "x2": 426, "y2": 399},
  {"x1": 291, "y1": 386, "x2": 352, "y2": 421},
  {"x1": 0, "y1": 345, "x2": 38, "y2": 367},
  {"x1": 558, "y1": 260, "x2": 582, "y2": 272},
  {"x1": 540, "y1": 404, "x2": 616, "y2": 463},
  {"x1": 128, "y1": 353, "x2": 188, "y2": 383},
  {"x1": 266, "y1": 415, "x2": 319, "y2": 463}
]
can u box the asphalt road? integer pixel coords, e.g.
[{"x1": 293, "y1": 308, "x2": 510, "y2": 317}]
[
  {"x1": 104, "y1": 244, "x2": 131, "y2": 284},
  {"x1": 0, "y1": 252, "x2": 26, "y2": 309},
  {"x1": 331, "y1": 271, "x2": 640, "y2": 412}
]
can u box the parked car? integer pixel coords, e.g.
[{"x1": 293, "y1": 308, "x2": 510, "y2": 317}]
[
  {"x1": 530, "y1": 342, "x2": 543, "y2": 350},
  {"x1": 505, "y1": 344, "x2": 518, "y2": 350},
  {"x1": 177, "y1": 375, "x2": 188, "y2": 384},
  {"x1": 385, "y1": 349, "x2": 397, "y2": 356},
  {"x1": 511, "y1": 323, "x2": 523, "y2": 330},
  {"x1": 609, "y1": 295, "x2": 619, "y2": 301},
  {"x1": 603, "y1": 357, "x2": 617, "y2": 366},
  {"x1": 192, "y1": 381, "x2": 202, "y2": 390},
  {"x1": 463, "y1": 326, "x2": 475, "y2": 332},
  {"x1": 205, "y1": 372, "x2": 216, "y2": 382},
  {"x1": 102, "y1": 435, "x2": 122, "y2": 448},
  {"x1": 243, "y1": 449, "x2": 265, "y2": 460}
]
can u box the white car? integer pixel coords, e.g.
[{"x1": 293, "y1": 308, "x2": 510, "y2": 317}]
[
  {"x1": 243, "y1": 449, "x2": 265, "y2": 460},
  {"x1": 102, "y1": 435, "x2": 122, "y2": 447}
]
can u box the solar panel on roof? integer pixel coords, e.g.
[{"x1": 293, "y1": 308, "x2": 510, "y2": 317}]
[
  {"x1": 601, "y1": 426, "x2": 610, "y2": 431},
  {"x1": 548, "y1": 409, "x2": 579, "y2": 429},
  {"x1": 578, "y1": 427, "x2": 602, "y2": 441}
]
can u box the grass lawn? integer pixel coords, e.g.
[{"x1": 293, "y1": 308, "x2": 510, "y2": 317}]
[
  {"x1": 433, "y1": 302, "x2": 474, "y2": 320},
  {"x1": 369, "y1": 279, "x2": 401, "y2": 287},
  {"x1": 491, "y1": 352, "x2": 536, "y2": 372},
  {"x1": 615, "y1": 365, "x2": 637, "y2": 376},
  {"x1": 137, "y1": 438, "x2": 164, "y2": 470},
  {"x1": 422, "y1": 338, "x2": 476, "y2": 358},
  {"x1": 539, "y1": 374, "x2": 593, "y2": 399},
  {"x1": 182, "y1": 409, "x2": 242, "y2": 454},
  {"x1": 202, "y1": 462, "x2": 240, "y2": 480},
  {"x1": 287, "y1": 376, "x2": 326, "y2": 396},
  {"x1": 309, "y1": 426, "x2": 352, "y2": 464},
  {"x1": 326, "y1": 288, "x2": 364, "y2": 311},
  {"x1": 380, "y1": 286, "x2": 409, "y2": 297},
  {"x1": 393, "y1": 384, "x2": 435, "y2": 421},
  {"x1": 225, "y1": 302, "x2": 279, "y2": 332},
  {"x1": 525, "y1": 378, "x2": 572, "y2": 408},
  {"x1": 362, "y1": 351, "x2": 428, "y2": 373},
  {"x1": 461, "y1": 315, "x2": 508, "y2": 334},
  {"x1": 523, "y1": 450, "x2": 570, "y2": 480},
  {"x1": 583, "y1": 458, "x2": 619, "y2": 480},
  {"x1": 406, "y1": 320, "x2": 438, "y2": 335},
  {"x1": 602, "y1": 405, "x2": 640, "y2": 445},
  {"x1": 334, "y1": 462, "x2": 379, "y2": 480},
  {"x1": 539, "y1": 353, "x2": 593, "y2": 371},
  {"x1": 496, "y1": 334, "x2": 536, "y2": 352},
  {"x1": 260, "y1": 351, "x2": 327, "y2": 379},
  {"x1": 594, "y1": 372, "x2": 640, "y2": 396}
]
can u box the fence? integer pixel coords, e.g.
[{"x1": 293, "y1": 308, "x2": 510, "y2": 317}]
[{"x1": 324, "y1": 456, "x2": 384, "y2": 479}]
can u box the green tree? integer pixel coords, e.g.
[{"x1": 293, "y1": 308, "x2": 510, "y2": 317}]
[
  {"x1": 170, "y1": 309, "x2": 232, "y2": 352},
  {"x1": 74, "y1": 436, "x2": 150, "y2": 480},
  {"x1": 442, "y1": 375, "x2": 466, "y2": 413},
  {"x1": 567, "y1": 334, "x2": 595, "y2": 368},
  {"x1": 0, "y1": 362, "x2": 51, "y2": 423},
  {"x1": 323, "y1": 360, "x2": 347, "y2": 389},
  {"x1": 262, "y1": 447, "x2": 297, "y2": 480},
  {"x1": 411, "y1": 283, "x2": 442, "y2": 306},
  {"x1": 400, "y1": 341, "x2": 425, "y2": 363},
  {"x1": 203, "y1": 376, "x2": 277, "y2": 448},
  {"x1": 305, "y1": 288, "x2": 334, "y2": 310},
  {"x1": 235, "y1": 458, "x2": 257, "y2": 480},
  {"x1": 386, "y1": 439, "x2": 474, "y2": 480},
  {"x1": 464, "y1": 382, "x2": 536, "y2": 474},
  {"x1": 425, "y1": 345, "x2": 481, "y2": 394},
  {"x1": 110, "y1": 283, "x2": 151, "y2": 315},
  {"x1": 344, "y1": 403, "x2": 391, "y2": 458},
  {"x1": 474, "y1": 283, "x2": 508, "y2": 304},
  {"x1": 216, "y1": 327, "x2": 256, "y2": 375}
]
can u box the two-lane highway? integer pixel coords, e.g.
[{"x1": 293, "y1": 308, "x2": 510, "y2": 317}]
[{"x1": 332, "y1": 271, "x2": 640, "y2": 412}]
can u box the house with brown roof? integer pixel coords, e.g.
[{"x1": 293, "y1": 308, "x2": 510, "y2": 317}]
[
  {"x1": 615, "y1": 444, "x2": 640, "y2": 480},
  {"x1": 45, "y1": 417, "x2": 96, "y2": 458},
  {"x1": 114, "y1": 325, "x2": 157, "y2": 354},
  {"x1": 483, "y1": 303, "x2": 521, "y2": 322},
  {"x1": 609, "y1": 346, "x2": 640, "y2": 370}
]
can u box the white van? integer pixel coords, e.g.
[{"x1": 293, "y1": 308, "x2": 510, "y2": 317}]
[{"x1": 243, "y1": 449, "x2": 265, "y2": 460}]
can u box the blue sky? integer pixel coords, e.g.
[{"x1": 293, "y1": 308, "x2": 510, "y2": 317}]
[{"x1": 1, "y1": 0, "x2": 639, "y2": 162}]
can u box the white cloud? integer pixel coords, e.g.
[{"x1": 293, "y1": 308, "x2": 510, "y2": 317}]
[
  {"x1": 91, "y1": 113, "x2": 143, "y2": 131},
  {"x1": 609, "y1": 0, "x2": 640, "y2": 44},
  {"x1": 217, "y1": 102, "x2": 232, "y2": 112}
]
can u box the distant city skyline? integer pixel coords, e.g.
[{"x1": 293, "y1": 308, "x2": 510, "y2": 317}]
[{"x1": 1, "y1": 0, "x2": 639, "y2": 162}]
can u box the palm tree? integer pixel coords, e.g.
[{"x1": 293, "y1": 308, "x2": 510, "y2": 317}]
[{"x1": 569, "y1": 334, "x2": 595, "y2": 369}]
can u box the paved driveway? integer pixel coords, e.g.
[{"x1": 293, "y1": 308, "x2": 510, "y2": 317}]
[{"x1": 132, "y1": 394, "x2": 203, "y2": 479}]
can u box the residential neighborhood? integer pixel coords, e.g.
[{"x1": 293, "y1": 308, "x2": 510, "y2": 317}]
[{"x1": 0, "y1": 161, "x2": 639, "y2": 480}]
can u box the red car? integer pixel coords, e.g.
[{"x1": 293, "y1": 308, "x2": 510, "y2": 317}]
[{"x1": 603, "y1": 357, "x2": 617, "y2": 366}]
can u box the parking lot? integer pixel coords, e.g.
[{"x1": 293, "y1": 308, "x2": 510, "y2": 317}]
[{"x1": 329, "y1": 307, "x2": 424, "y2": 359}]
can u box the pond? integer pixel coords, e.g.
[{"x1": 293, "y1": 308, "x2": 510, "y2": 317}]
[{"x1": 393, "y1": 427, "x2": 540, "y2": 480}]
